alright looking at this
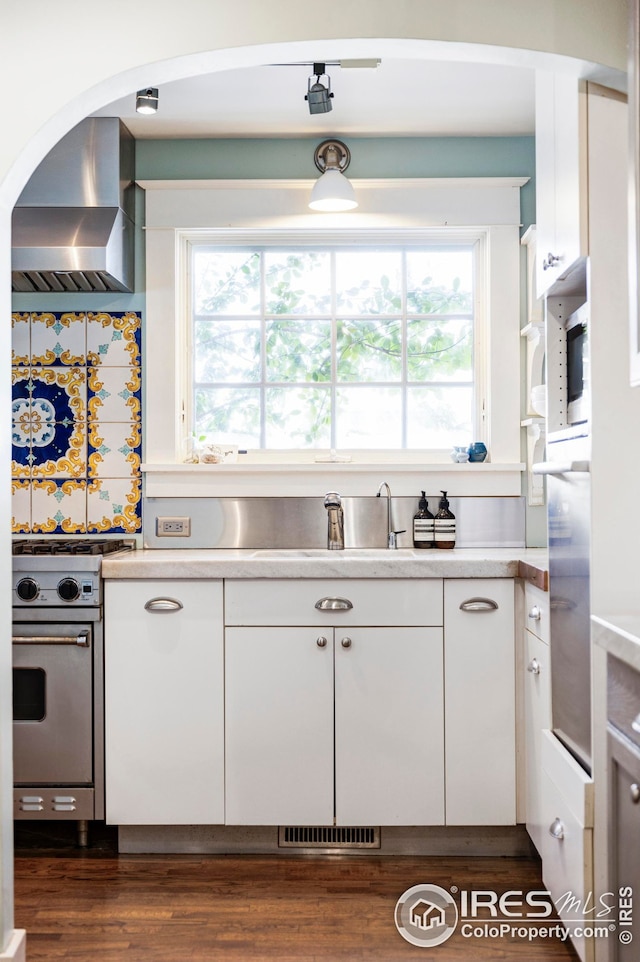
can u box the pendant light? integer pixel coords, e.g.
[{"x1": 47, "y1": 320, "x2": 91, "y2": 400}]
[{"x1": 309, "y1": 140, "x2": 358, "y2": 212}]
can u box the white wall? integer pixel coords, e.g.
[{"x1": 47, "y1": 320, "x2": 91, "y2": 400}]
[
  {"x1": 0, "y1": 1, "x2": 630, "y2": 954},
  {"x1": 588, "y1": 90, "x2": 640, "y2": 615}
]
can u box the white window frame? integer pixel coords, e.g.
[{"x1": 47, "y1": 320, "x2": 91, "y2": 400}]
[{"x1": 141, "y1": 177, "x2": 526, "y2": 497}]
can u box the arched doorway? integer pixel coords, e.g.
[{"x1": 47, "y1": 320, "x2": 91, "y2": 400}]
[{"x1": 0, "y1": 7, "x2": 628, "y2": 954}]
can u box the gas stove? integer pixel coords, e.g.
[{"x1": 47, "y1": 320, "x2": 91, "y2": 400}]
[{"x1": 12, "y1": 538, "x2": 134, "y2": 606}]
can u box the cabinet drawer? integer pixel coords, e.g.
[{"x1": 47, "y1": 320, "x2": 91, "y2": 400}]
[
  {"x1": 541, "y1": 729, "x2": 593, "y2": 827},
  {"x1": 524, "y1": 582, "x2": 549, "y2": 644},
  {"x1": 224, "y1": 579, "x2": 443, "y2": 627},
  {"x1": 539, "y1": 762, "x2": 594, "y2": 962}
]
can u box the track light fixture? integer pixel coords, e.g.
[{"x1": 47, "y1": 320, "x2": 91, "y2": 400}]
[
  {"x1": 305, "y1": 63, "x2": 333, "y2": 115},
  {"x1": 136, "y1": 87, "x2": 159, "y2": 114},
  {"x1": 309, "y1": 140, "x2": 358, "y2": 212}
]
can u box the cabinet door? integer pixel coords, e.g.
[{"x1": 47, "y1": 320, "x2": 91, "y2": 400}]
[
  {"x1": 535, "y1": 70, "x2": 557, "y2": 297},
  {"x1": 104, "y1": 580, "x2": 224, "y2": 825},
  {"x1": 523, "y1": 628, "x2": 552, "y2": 855},
  {"x1": 335, "y1": 627, "x2": 444, "y2": 826},
  {"x1": 608, "y1": 731, "x2": 640, "y2": 961},
  {"x1": 444, "y1": 579, "x2": 515, "y2": 824},
  {"x1": 535, "y1": 71, "x2": 588, "y2": 297},
  {"x1": 225, "y1": 627, "x2": 334, "y2": 825}
]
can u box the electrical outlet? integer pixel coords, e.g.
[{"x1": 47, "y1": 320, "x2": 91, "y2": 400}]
[{"x1": 156, "y1": 517, "x2": 191, "y2": 537}]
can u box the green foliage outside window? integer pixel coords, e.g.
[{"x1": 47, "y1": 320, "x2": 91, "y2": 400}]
[{"x1": 192, "y1": 245, "x2": 475, "y2": 449}]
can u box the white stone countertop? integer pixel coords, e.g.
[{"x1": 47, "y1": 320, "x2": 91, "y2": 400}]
[
  {"x1": 103, "y1": 546, "x2": 548, "y2": 581},
  {"x1": 592, "y1": 613, "x2": 640, "y2": 673}
]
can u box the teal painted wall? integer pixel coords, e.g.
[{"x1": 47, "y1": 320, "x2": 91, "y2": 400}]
[{"x1": 136, "y1": 135, "x2": 536, "y2": 230}]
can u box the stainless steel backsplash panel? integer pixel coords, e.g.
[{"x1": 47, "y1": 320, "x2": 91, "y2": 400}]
[{"x1": 143, "y1": 496, "x2": 525, "y2": 549}]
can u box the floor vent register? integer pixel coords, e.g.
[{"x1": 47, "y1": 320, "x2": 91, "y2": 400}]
[{"x1": 278, "y1": 826, "x2": 381, "y2": 849}]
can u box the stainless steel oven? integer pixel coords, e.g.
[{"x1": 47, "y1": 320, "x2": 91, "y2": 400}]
[{"x1": 12, "y1": 539, "x2": 131, "y2": 843}]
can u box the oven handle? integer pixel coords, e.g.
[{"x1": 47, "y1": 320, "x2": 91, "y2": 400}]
[
  {"x1": 532, "y1": 460, "x2": 591, "y2": 476},
  {"x1": 12, "y1": 629, "x2": 90, "y2": 647}
]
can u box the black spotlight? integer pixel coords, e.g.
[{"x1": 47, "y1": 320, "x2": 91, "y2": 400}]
[{"x1": 305, "y1": 63, "x2": 333, "y2": 114}]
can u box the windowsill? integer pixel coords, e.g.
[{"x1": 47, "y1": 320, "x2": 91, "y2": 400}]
[{"x1": 141, "y1": 461, "x2": 525, "y2": 498}]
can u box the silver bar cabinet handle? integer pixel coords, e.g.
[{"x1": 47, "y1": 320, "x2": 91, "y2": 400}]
[
  {"x1": 144, "y1": 597, "x2": 184, "y2": 613},
  {"x1": 315, "y1": 597, "x2": 353, "y2": 611},
  {"x1": 459, "y1": 597, "x2": 499, "y2": 612},
  {"x1": 12, "y1": 629, "x2": 90, "y2": 647}
]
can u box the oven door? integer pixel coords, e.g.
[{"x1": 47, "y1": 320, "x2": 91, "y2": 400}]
[{"x1": 12, "y1": 622, "x2": 93, "y2": 785}]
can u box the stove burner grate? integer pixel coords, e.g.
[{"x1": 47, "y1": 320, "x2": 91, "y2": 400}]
[{"x1": 12, "y1": 539, "x2": 133, "y2": 557}]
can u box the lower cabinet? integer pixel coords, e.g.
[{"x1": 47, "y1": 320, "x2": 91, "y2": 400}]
[
  {"x1": 103, "y1": 575, "x2": 517, "y2": 830},
  {"x1": 225, "y1": 625, "x2": 444, "y2": 826},
  {"x1": 104, "y1": 579, "x2": 224, "y2": 825},
  {"x1": 608, "y1": 730, "x2": 640, "y2": 962}
]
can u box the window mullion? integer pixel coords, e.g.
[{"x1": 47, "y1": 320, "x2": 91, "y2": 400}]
[
  {"x1": 330, "y1": 250, "x2": 337, "y2": 450},
  {"x1": 260, "y1": 250, "x2": 267, "y2": 448},
  {"x1": 401, "y1": 248, "x2": 408, "y2": 449}
]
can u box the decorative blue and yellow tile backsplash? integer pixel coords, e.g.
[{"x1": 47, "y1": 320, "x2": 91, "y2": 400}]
[{"x1": 11, "y1": 311, "x2": 142, "y2": 534}]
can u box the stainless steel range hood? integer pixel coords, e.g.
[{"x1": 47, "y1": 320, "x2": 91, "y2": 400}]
[{"x1": 12, "y1": 118, "x2": 136, "y2": 294}]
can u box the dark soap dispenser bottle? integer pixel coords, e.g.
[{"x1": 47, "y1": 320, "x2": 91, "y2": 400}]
[
  {"x1": 434, "y1": 490, "x2": 456, "y2": 549},
  {"x1": 413, "y1": 491, "x2": 434, "y2": 549}
]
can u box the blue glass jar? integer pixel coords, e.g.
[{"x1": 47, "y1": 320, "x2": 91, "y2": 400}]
[{"x1": 467, "y1": 442, "x2": 487, "y2": 462}]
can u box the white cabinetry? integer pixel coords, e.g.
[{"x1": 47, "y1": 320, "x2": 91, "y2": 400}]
[
  {"x1": 535, "y1": 71, "x2": 588, "y2": 297},
  {"x1": 444, "y1": 579, "x2": 516, "y2": 824},
  {"x1": 104, "y1": 579, "x2": 224, "y2": 825},
  {"x1": 539, "y1": 730, "x2": 594, "y2": 962},
  {"x1": 224, "y1": 579, "x2": 444, "y2": 826},
  {"x1": 522, "y1": 582, "x2": 552, "y2": 854}
]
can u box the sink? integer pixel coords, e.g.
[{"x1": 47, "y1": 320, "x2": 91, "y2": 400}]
[{"x1": 251, "y1": 548, "x2": 418, "y2": 559}]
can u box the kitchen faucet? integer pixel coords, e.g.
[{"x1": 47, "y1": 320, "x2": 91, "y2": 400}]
[
  {"x1": 324, "y1": 491, "x2": 344, "y2": 550},
  {"x1": 376, "y1": 481, "x2": 405, "y2": 549}
]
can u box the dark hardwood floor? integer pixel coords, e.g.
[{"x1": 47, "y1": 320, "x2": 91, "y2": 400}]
[{"x1": 13, "y1": 828, "x2": 579, "y2": 961}]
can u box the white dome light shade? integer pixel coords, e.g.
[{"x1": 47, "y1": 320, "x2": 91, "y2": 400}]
[
  {"x1": 309, "y1": 140, "x2": 358, "y2": 212},
  {"x1": 309, "y1": 169, "x2": 358, "y2": 211}
]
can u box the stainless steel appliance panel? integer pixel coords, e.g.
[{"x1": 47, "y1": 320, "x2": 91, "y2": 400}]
[
  {"x1": 545, "y1": 430, "x2": 592, "y2": 772},
  {"x1": 12, "y1": 622, "x2": 94, "y2": 784}
]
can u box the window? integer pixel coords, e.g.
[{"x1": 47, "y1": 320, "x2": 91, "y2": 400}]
[
  {"x1": 142, "y1": 177, "x2": 524, "y2": 493},
  {"x1": 189, "y1": 240, "x2": 477, "y2": 451}
]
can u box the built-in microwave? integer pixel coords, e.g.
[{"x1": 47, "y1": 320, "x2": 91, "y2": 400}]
[{"x1": 565, "y1": 303, "x2": 589, "y2": 426}]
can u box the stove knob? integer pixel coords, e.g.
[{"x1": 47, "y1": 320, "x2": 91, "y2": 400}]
[
  {"x1": 16, "y1": 578, "x2": 39, "y2": 602},
  {"x1": 57, "y1": 578, "x2": 80, "y2": 602}
]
